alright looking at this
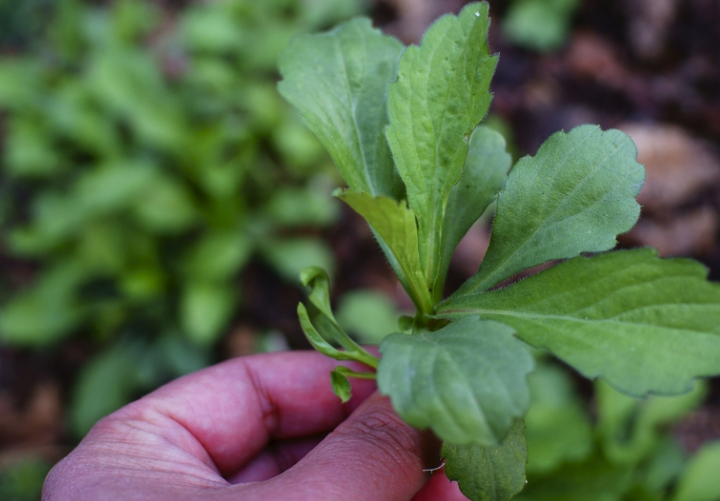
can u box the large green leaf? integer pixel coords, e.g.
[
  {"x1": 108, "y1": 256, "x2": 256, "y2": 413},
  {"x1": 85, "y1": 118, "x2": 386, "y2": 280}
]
[
  {"x1": 278, "y1": 18, "x2": 404, "y2": 197},
  {"x1": 439, "y1": 249, "x2": 720, "y2": 396},
  {"x1": 377, "y1": 317, "x2": 534, "y2": 445},
  {"x1": 337, "y1": 189, "x2": 432, "y2": 314},
  {"x1": 443, "y1": 419, "x2": 528, "y2": 501},
  {"x1": 455, "y1": 125, "x2": 644, "y2": 296},
  {"x1": 435, "y1": 125, "x2": 511, "y2": 300},
  {"x1": 385, "y1": 2, "x2": 497, "y2": 289}
]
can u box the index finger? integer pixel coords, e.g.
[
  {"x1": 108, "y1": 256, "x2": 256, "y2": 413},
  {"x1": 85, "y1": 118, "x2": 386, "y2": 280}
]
[{"x1": 107, "y1": 351, "x2": 376, "y2": 478}]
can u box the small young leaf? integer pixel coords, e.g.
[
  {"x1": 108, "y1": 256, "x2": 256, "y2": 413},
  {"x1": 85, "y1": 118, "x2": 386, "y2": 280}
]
[
  {"x1": 337, "y1": 189, "x2": 432, "y2": 314},
  {"x1": 297, "y1": 303, "x2": 357, "y2": 362},
  {"x1": 330, "y1": 368, "x2": 352, "y2": 403},
  {"x1": 278, "y1": 18, "x2": 404, "y2": 197},
  {"x1": 435, "y1": 126, "x2": 512, "y2": 300},
  {"x1": 443, "y1": 419, "x2": 528, "y2": 501},
  {"x1": 385, "y1": 2, "x2": 497, "y2": 289},
  {"x1": 440, "y1": 249, "x2": 720, "y2": 396},
  {"x1": 299, "y1": 267, "x2": 378, "y2": 368},
  {"x1": 377, "y1": 317, "x2": 534, "y2": 445},
  {"x1": 455, "y1": 125, "x2": 644, "y2": 295}
]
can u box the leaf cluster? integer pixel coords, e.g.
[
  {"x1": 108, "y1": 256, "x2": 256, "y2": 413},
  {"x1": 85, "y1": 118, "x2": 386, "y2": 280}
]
[{"x1": 279, "y1": 4, "x2": 720, "y2": 500}]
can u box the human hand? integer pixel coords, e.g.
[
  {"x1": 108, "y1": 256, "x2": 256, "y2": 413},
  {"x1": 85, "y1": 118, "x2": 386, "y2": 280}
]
[{"x1": 43, "y1": 351, "x2": 469, "y2": 500}]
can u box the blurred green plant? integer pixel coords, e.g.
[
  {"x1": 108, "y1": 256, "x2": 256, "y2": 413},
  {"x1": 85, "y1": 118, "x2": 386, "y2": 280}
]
[
  {"x1": 503, "y1": 0, "x2": 581, "y2": 52},
  {"x1": 0, "y1": 458, "x2": 52, "y2": 501},
  {"x1": 0, "y1": 0, "x2": 363, "y2": 436},
  {"x1": 518, "y1": 359, "x2": 720, "y2": 501}
]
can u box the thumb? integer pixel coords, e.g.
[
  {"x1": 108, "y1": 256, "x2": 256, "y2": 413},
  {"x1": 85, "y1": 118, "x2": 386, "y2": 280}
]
[{"x1": 255, "y1": 392, "x2": 432, "y2": 501}]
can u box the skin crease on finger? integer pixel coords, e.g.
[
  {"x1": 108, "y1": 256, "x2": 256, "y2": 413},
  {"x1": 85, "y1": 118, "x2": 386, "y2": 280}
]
[{"x1": 42, "y1": 352, "x2": 470, "y2": 501}]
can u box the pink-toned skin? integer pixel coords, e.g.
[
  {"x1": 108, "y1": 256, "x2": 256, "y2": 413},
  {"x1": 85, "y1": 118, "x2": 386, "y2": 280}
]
[{"x1": 43, "y1": 351, "x2": 468, "y2": 501}]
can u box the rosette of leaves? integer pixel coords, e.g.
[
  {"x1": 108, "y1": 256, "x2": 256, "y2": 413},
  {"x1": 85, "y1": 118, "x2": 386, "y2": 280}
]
[{"x1": 278, "y1": 3, "x2": 720, "y2": 500}]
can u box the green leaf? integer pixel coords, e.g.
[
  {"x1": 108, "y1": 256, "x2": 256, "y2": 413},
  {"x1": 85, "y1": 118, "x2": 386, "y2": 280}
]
[
  {"x1": 377, "y1": 317, "x2": 534, "y2": 445},
  {"x1": 261, "y1": 237, "x2": 335, "y2": 283},
  {"x1": 503, "y1": 0, "x2": 581, "y2": 52},
  {"x1": 443, "y1": 419, "x2": 528, "y2": 501},
  {"x1": 0, "y1": 262, "x2": 86, "y2": 346},
  {"x1": 455, "y1": 125, "x2": 644, "y2": 295},
  {"x1": 385, "y1": 2, "x2": 497, "y2": 288},
  {"x1": 330, "y1": 368, "x2": 352, "y2": 403},
  {"x1": 672, "y1": 442, "x2": 720, "y2": 501},
  {"x1": 298, "y1": 267, "x2": 379, "y2": 368},
  {"x1": 180, "y1": 281, "x2": 236, "y2": 345},
  {"x1": 278, "y1": 18, "x2": 404, "y2": 197},
  {"x1": 597, "y1": 380, "x2": 706, "y2": 465},
  {"x1": 69, "y1": 341, "x2": 146, "y2": 437},
  {"x1": 435, "y1": 125, "x2": 511, "y2": 300},
  {"x1": 514, "y1": 453, "x2": 632, "y2": 501},
  {"x1": 132, "y1": 174, "x2": 198, "y2": 233},
  {"x1": 183, "y1": 230, "x2": 253, "y2": 282},
  {"x1": 337, "y1": 189, "x2": 432, "y2": 314},
  {"x1": 440, "y1": 249, "x2": 720, "y2": 396},
  {"x1": 336, "y1": 289, "x2": 402, "y2": 344},
  {"x1": 524, "y1": 363, "x2": 593, "y2": 474},
  {"x1": 297, "y1": 302, "x2": 360, "y2": 362}
]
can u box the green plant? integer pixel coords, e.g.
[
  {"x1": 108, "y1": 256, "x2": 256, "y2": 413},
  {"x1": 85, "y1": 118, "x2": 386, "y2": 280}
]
[
  {"x1": 0, "y1": 0, "x2": 363, "y2": 436},
  {"x1": 518, "y1": 358, "x2": 720, "y2": 501},
  {"x1": 278, "y1": 4, "x2": 720, "y2": 500},
  {"x1": 502, "y1": 0, "x2": 581, "y2": 52}
]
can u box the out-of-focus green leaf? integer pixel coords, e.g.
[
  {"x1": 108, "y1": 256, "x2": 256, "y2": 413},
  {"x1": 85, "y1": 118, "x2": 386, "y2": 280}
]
[
  {"x1": 4, "y1": 116, "x2": 60, "y2": 177},
  {"x1": 0, "y1": 458, "x2": 52, "y2": 501},
  {"x1": 261, "y1": 237, "x2": 335, "y2": 282},
  {"x1": 515, "y1": 453, "x2": 633, "y2": 501},
  {"x1": 183, "y1": 231, "x2": 253, "y2": 282},
  {"x1": 180, "y1": 281, "x2": 236, "y2": 345},
  {"x1": 0, "y1": 262, "x2": 86, "y2": 345},
  {"x1": 503, "y1": 0, "x2": 580, "y2": 52},
  {"x1": 671, "y1": 442, "x2": 720, "y2": 501},
  {"x1": 597, "y1": 380, "x2": 707, "y2": 465},
  {"x1": 69, "y1": 341, "x2": 146, "y2": 437},
  {"x1": 265, "y1": 186, "x2": 339, "y2": 227},
  {"x1": 336, "y1": 290, "x2": 402, "y2": 344},
  {"x1": 132, "y1": 175, "x2": 198, "y2": 233},
  {"x1": 524, "y1": 363, "x2": 593, "y2": 474}
]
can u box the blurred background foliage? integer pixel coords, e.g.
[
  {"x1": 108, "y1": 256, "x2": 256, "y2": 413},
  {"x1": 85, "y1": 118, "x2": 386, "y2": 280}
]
[
  {"x1": 0, "y1": 0, "x2": 365, "y2": 437},
  {"x1": 1, "y1": 0, "x2": 719, "y2": 499}
]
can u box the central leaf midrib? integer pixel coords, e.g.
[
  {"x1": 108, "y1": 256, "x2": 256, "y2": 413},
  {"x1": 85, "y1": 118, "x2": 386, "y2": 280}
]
[{"x1": 440, "y1": 307, "x2": 719, "y2": 335}]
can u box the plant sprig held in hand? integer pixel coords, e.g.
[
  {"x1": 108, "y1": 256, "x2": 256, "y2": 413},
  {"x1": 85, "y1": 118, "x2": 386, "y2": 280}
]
[{"x1": 278, "y1": 4, "x2": 720, "y2": 500}]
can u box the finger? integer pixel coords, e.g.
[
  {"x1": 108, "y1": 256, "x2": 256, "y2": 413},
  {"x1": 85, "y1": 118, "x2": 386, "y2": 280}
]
[
  {"x1": 228, "y1": 436, "x2": 324, "y2": 484},
  {"x1": 412, "y1": 469, "x2": 469, "y2": 501},
  {"x1": 250, "y1": 393, "x2": 428, "y2": 501},
  {"x1": 108, "y1": 352, "x2": 376, "y2": 478}
]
